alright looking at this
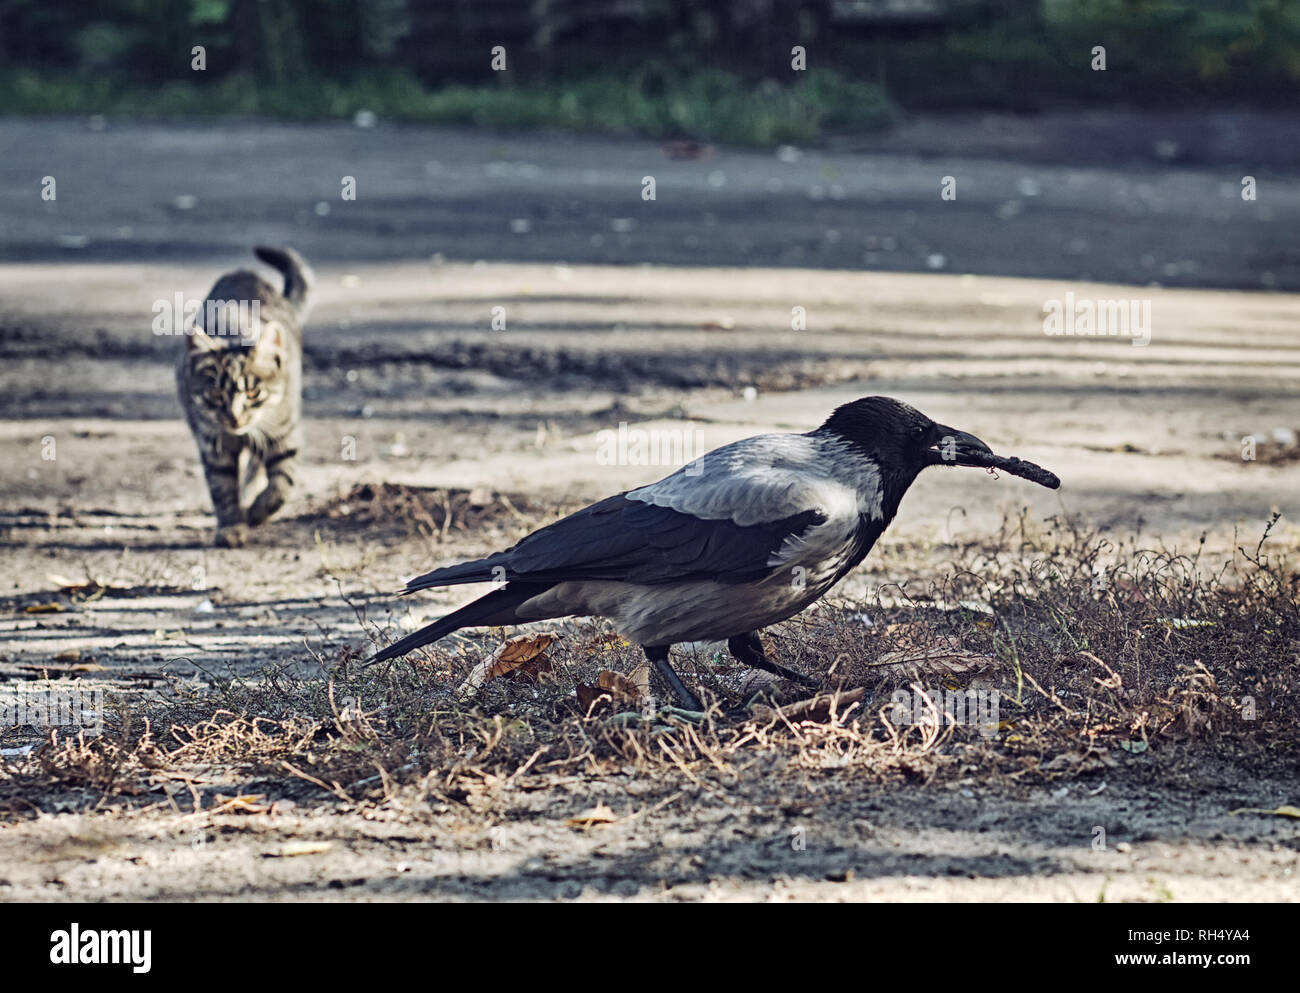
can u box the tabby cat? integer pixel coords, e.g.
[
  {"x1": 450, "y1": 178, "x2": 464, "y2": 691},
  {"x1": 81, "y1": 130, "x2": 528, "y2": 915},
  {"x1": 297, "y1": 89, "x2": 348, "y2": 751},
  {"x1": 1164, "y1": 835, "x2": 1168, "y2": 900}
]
[{"x1": 177, "y1": 246, "x2": 312, "y2": 547}]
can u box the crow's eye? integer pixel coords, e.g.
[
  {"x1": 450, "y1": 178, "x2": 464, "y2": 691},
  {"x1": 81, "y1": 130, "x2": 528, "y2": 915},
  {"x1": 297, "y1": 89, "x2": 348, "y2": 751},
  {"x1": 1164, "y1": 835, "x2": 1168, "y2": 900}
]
[{"x1": 912, "y1": 424, "x2": 928, "y2": 440}]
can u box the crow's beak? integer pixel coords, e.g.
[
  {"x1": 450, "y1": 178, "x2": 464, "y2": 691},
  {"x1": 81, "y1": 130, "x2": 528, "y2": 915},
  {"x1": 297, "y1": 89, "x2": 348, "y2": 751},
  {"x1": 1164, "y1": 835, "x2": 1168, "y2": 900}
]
[{"x1": 927, "y1": 426, "x2": 994, "y2": 467}]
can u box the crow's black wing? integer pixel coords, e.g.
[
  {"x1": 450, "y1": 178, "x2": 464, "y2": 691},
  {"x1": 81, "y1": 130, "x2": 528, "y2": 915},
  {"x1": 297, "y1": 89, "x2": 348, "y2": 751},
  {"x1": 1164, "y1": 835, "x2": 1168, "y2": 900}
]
[
  {"x1": 401, "y1": 433, "x2": 862, "y2": 593},
  {"x1": 505, "y1": 494, "x2": 827, "y2": 584},
  {"x1": 401, "y1": 493, "x2": 829, "y2": 592}
]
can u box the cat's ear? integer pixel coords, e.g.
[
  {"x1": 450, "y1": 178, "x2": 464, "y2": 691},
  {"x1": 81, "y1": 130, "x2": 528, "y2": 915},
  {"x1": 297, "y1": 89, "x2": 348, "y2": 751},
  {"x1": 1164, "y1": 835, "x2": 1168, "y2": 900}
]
[
  {"x1": 249, "y1": 320, "x2": 285, "y2": 367},
  {"x1": 188, "y1": 326, "x2": 218, "y2": 351}
]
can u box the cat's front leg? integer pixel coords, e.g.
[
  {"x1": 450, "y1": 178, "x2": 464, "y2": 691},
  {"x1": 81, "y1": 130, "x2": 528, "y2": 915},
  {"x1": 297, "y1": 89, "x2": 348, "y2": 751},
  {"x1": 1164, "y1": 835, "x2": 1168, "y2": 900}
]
[
  {"x1": 202, "y1": 454, "x2": 248, "y2": 547},
  {"x1": 247, "y1": 438, "x2": 299, "y2": 527}
]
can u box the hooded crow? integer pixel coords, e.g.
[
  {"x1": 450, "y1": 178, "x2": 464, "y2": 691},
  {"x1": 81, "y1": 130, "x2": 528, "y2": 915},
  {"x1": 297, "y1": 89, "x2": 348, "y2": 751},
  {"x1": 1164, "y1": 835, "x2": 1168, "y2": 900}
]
[{"x1": 366, "y1": 396, "x2": 1059, "y2": 709}]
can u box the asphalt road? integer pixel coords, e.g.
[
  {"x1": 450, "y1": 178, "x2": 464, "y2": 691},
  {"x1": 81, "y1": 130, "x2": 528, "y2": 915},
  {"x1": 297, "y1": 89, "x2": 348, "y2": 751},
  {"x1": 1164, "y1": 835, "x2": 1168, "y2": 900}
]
[{"x1": 1, "y1": 111, "x2": 1296, "y2": 290}]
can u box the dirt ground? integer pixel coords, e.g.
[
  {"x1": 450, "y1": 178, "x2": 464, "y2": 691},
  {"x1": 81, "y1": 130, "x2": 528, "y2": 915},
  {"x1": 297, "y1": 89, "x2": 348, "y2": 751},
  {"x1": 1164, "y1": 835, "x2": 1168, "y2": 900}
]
[{"x1": 1, "y1": 117, "x2": 1298, "y2": 901}]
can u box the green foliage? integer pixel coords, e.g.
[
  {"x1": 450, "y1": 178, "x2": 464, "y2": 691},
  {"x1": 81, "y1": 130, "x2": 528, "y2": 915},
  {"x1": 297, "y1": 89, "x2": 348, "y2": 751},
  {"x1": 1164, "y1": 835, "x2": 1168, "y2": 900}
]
[
  {"x1": 0, "y1": 66, "x2": 894, "y2": 146},
  {"x1": 419, "y1": 69, "x2": 893, "y2": 145},
  {"x1": 0, "y1": 1, "x2": 1295, "y2": 135},
  {"x1": 874, "y1": 0, "x2": 1300, "y2": 107}
]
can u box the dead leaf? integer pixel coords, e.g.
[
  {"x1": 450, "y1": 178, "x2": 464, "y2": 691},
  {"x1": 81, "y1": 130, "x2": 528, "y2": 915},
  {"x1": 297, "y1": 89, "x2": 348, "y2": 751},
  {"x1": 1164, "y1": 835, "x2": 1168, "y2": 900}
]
[
  {"x1": 566, "y1": 803, "x2": 618, "y2": 828},
  {"x1": 457, "y1": 632, "x2": 561, "y2": 696},
  {"x1": 752, "y1": 687, "x2": 867, "y2": 725},
  {"x1": 24, "y1": 603, "x2": 64, "y2": 614},
  {"x1": 598, "y1": 667, "x2": 650, "y2": 706},
  {"x1": 576, "y1": 667, "x2": 651, "y2": 713},
  {"x1": 575, "y1": 681, "x2": 608, "y2": 715},
  {"x1": 495, "y1": 632, "x2": 560, "y2": 666},
  {"x1": 500, "y1": 654, "x2": 554, "y2": 684},
  {"x1": 53, "y1": 650, "x2": 81, "y2": 662},
  {"x1": 1229, "y1": 805, "x2": 1300, "y2": 819}
]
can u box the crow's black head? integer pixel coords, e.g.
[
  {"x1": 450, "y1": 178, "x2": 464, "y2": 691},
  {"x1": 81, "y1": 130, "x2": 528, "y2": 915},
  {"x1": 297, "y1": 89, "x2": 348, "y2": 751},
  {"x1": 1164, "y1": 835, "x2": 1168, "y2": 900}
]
[{"x1": 818, "y1": 396, "x2": 993, "y2": 479}]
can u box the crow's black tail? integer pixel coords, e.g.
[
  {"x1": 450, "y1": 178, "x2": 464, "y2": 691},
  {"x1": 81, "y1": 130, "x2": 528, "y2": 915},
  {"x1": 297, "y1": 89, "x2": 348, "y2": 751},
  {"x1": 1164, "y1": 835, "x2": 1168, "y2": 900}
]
[
  {"x1": 402, "y1": 552, "x2": 513, "y2": 594},
  {"x1": 254, "y1": 245, "x2": 313, "y2": 315},
  {"x1": 363, "y1": 584, "x2": 542, "y2": 667}
]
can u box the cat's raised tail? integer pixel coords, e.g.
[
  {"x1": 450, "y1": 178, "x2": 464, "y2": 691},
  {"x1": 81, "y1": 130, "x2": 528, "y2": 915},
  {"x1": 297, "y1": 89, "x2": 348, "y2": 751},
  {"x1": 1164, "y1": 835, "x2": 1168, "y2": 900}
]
[{"x1": 254, "y1": 245, "x2": 313, "y2": 316}]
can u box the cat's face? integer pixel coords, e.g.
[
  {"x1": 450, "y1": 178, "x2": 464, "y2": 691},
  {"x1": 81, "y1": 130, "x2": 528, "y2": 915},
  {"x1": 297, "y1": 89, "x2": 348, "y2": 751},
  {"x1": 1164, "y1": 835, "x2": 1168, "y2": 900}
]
[{"x1": 186, "y1": 325, "x2": 286, "y2": 434}]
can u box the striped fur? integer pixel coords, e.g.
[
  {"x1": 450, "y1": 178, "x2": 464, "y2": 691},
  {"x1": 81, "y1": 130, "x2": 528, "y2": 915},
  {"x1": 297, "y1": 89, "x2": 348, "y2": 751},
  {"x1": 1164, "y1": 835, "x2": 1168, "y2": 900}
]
[{"x1": 176, "y1": 246, "x2": 313, "y2": 547}]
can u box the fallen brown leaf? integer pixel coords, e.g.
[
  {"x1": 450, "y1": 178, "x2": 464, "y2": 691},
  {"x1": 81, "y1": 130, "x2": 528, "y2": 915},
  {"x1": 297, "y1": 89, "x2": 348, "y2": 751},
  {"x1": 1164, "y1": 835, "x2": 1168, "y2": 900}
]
[
  {"x1": 576, "y1": 667, "x2": 651, "y2": 713},
  {"x1": 575, "y1": 681, "x2": 608, "y2": 715},
  {"x1": 598, "y1": 667, "x2": 650, "y2": 705},
  {"x1": 458, "y1": 632, "x2": 561, "y2": 696}
]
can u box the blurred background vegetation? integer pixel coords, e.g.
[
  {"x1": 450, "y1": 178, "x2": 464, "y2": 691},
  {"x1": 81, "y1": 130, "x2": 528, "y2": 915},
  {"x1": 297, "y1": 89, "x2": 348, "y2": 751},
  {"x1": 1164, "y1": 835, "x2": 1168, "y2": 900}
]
[{"x1": 0, "y1": 0, "x2": 1296, "y2": 144}]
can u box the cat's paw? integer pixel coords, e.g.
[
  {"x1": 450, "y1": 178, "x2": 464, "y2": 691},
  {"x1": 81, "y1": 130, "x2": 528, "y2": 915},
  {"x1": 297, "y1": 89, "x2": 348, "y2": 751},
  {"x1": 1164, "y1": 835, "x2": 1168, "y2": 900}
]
[
  {"x1": 247, "y1": 487, "x2": 287, "y2": 527},
  {"x1": 214, "y1": 523, "x2": 249, "y2": 548}
]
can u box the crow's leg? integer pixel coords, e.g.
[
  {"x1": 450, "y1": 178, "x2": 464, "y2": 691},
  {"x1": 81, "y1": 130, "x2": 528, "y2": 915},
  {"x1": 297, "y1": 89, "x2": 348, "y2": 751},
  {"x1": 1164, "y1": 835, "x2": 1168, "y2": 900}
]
[
  {"x1": 728, "y1": 631, "x2": 817, "y2": 687},
  {"x1": 644, "y1": 645, "x2": 702, "y2": 711}
]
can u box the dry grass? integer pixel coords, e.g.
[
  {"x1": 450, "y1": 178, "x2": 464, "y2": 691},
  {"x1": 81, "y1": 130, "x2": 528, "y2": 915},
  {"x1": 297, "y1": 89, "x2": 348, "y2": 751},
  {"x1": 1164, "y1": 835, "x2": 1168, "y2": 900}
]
[
  {"x1": 297, "y1": 482, "x2": 552, "y2": 549},
  {"x1": 3, "y1": 513, "x2": 1297, "y2": 819}
]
